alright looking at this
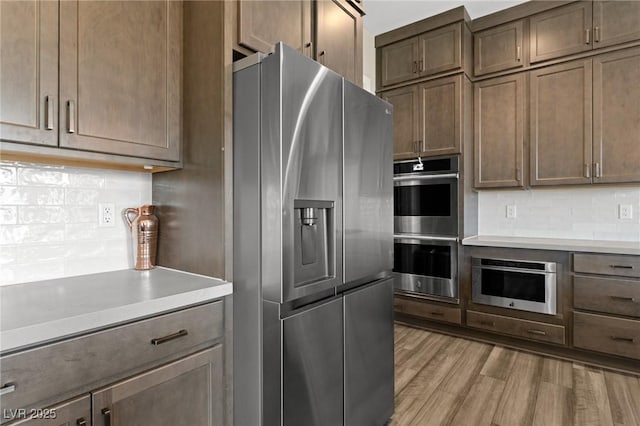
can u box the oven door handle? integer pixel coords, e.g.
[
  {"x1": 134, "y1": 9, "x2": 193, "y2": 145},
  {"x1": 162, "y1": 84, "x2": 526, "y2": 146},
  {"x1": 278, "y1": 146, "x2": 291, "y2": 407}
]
[
  {"x1": 394, "y1": 234, "x2": 458, "y2": 242},
  {"x1": 393, "y1": 173, "x2": 459, "y2": 182},
  {"x1": 472, "y1": 265, "x2": 553, "y2": 275}
]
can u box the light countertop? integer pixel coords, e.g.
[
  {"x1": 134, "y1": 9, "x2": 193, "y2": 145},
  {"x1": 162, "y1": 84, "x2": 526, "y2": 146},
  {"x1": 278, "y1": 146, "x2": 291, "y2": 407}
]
[
  {"x1": 0, "y1": 267, "x2": 232, "y2": 354},
  {"x1": 462, "y1": 235, "x2": 640, "y2": 256}
]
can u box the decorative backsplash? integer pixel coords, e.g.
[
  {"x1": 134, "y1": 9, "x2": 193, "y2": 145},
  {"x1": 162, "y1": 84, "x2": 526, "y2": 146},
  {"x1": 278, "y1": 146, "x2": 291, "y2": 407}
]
[
  {"x1": 0, "y1": 161, "x2": 152, "y2": 286},
  {"x1": 478, "y1": 186, "x2": 640, "y2": 242}
]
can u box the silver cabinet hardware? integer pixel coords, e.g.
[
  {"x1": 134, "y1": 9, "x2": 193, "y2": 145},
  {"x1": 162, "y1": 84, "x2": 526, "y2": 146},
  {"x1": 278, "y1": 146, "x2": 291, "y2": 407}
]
[
  {"x1": 305, "y1": 42, "x2": 312, "y2": 56},
  {"x1": 76, "y1": 418, "x2": 87, "y2": 426},
  {"x1": 527, "y1": 329, "x2": 547, "y2": 336},
  {"x1": 610, "y1": 264, "x2": 633, "y2": 269},
  {"x1": 516, "y1": 45, "x2": 521, "y2": 62},
  {"x1": 318, "y1": 50, "x2": 325, "y2": 65},
  {"x1": 610, "y1": 336, "x2": 635, "y2": 343},
  {"x1": 393, "y1": 173, "x2": 459, "y2": 182},
  {"x1": 412, "y1": 61, "x2": 417, "y2": 73},
  {"x1": 585, "y1": 28, "x2": 591, "y2": 44},
  {"x1": 584, "y1": 163, "x2": 591, "y2": 178},
  {"x1": 594, "y1": 162, "x2": 601, "y2": 178},
  {"x1": 610, "y1": 295, "x2": 636, "y2": 302},
  {"x1": 594, "y1": 26, "x2": 600, "y2": 43},
  {"x1": 101, "y1": 408, "x2": 111, "y2": 426},
  {"x1": 394, "y1": 234, "x2": 458, "y2": 242},
  {"x1": 45, "y1": 96, "x2": 54, "y2": 130},
  {"x1": 516, "y1": 166, "x2": 522, "y2": 182},
  {"x1": 480, "y1": 320, "x2": 495, "y2": 327},
  {"x1": 0, "y1": 383, "x2": 16, "y2": 396},
  {"x1": 418, "y1": 59, "x2": 424, "y2": 72},
  {"x1": 150, "y1": 329, "x2": 189, "y2": 345},
  {"x1": 67, "y1": 100, "x2": 75, "y2": 133},
  {"x1": 430, "y1": 311, "x2": 444, "y2": 317}
]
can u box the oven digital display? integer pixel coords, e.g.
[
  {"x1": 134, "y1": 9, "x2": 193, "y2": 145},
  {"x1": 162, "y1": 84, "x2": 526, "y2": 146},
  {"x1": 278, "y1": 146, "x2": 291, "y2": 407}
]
[{"x1": 480, "y1": 269, "x2": 546, "y2": 303}]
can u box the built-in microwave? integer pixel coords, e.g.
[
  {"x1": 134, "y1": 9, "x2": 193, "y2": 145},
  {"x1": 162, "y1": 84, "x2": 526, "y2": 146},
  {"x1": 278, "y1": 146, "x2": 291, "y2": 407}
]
[
  {"x1": 393, "y1": 157, "x2": 458, "y2": 237},
  {"x1": 472, "y1": 257, "x2": 557, "y2": 315},
  {"x1": 393, "y1": 235, "x2": 458, "y2": 302}
]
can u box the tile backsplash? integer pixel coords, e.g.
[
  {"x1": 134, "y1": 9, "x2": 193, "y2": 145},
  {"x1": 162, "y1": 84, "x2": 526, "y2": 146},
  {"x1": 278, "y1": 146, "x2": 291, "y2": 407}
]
[
  {"x1": 0, "y1": 161, "x2": 151, "y2": 286},
  {"x1": 478, "y1": 186, "x2": 640, "y2": 242}
]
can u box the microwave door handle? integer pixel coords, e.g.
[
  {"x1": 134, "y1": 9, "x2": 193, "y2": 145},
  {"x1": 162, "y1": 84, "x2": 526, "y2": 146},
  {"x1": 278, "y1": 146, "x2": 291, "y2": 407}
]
[{"x1": 393, "y1": 173, "x2": 459, "y2": 182}]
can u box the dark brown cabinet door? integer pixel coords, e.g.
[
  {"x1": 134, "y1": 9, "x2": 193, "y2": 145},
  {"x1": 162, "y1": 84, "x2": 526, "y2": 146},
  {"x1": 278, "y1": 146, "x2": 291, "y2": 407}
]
[
  {"x1": 315, "y1": 0, "x2": 362, "y2": 85},
  {"x1": 378, "y1": 37, "x2": 420, "y2": 88},
  {"x1": 237, "y1": 0, "x2": 312, "y2": 54},
  {"x1": 8, "y1": 395, "x2": 90, "y2": 426},
  {"x1": 0, "y1": 0, "x2": 58, "y2": 147},
  {"x1": 92, "y1": 347, "x2": 223, "y2": 426},
  {"x1": 474, "y1": 20, "x2": 525, "y2": 76},
  {"x1": 419, "y1": 74, "x2": 462, "y2": 157},
  {"x1": 593, "y1": 1, "x2": 640, "y2": 48},
  {"x1": 530, "y1": 59, "x2": 592, "y2": 186},
  {"x1": 593, "y1": 47, "x2": 640, "y2": 184},
  {"x1": 530, "y1": 2, "x2": 593, "y2": 63},
  {"x1": 381, "y1": 86, "x2": 420, "y2": 160},
  {"x1": 418, "y1": 22, "x2": 462, "y2": 76},
  {"x1": 59, "y1": 1, "x2": 181, "y2": 161},
  {"x1": 474, "y1": 74, "x2": 525, "y2": 188}
]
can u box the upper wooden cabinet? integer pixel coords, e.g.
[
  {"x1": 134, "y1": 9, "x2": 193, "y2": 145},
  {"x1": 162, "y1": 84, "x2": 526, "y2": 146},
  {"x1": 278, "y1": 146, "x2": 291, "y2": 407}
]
[
  {"x1": 237, "y1": 0, "x2": 312, "y2": 54},
  {"x1": 0, "y1": 1, "x2": 58, "y2": 147},
  {"x1": 58, "y1": 1, "x2": 182, "y2": 162},
  {"x1": 530, "y1": 59, "x2": 592, "y2": 186},
  {"x1": 418, "y1": 74, "x2": 462, "y2": 157},
  {"x1": 474, "y1": 20, "x2": 525, "y2": 76},
  {"x1": 380, "y1": 85, "x2": 420, "y2": 160},
  {"x1": 316, "y1": 0, "x2": 363, "y2": 85},
  {"x1": 474, "y1": 74, "x2": 525, "y2": 188},
  {"x1": 593, "y1": 47, "x2": 640, "y2": 184},
  {"x1": 377, "y1": 19, "x2": 467, "y2": 89},
  {"x1": 592, "y1": 1, "x2": 640, "y2": 49}
]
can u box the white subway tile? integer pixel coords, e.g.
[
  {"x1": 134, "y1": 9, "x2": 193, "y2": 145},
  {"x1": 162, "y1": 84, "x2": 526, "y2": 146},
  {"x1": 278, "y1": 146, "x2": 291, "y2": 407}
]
[
  {"x1": 19, "y1": 206, "x2": 66, "y2": 224},
  {"x1": 65, "y1": 188, "x2": 99, "y2": 206},
  {"x1": 0, "y1": 246, "x2": 17, "y2": 265},
  {"x1": 0, "y1": 206, "x2": 17, "y2": 224},
  {"x1": 16, "y1": 244, "x2": 66, "y2": 264},
  {"x1": 0, "y1": 186, "x2": 65, "y2": 205},
  {"x1": 0, "y1": 224, "x2": 65, "y2": 245},
  {"x1": 0, "y1": 166, "x2": 16, "y2": 184},
  {"x1": 18, "y1": 167, "x2": 68, "y2": 186},
  {"x1": 67, "y1": 171, "x2": 105, "y2": 188},
  {"x1": 64, "y1": 206, "x2": 96, "y2": 224}
]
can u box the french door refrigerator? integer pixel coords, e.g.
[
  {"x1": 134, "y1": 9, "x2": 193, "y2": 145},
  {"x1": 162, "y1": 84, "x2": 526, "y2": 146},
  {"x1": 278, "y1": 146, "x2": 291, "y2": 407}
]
[{"x1": 233, "y1": 43, "x2": 394, "y2": 426}]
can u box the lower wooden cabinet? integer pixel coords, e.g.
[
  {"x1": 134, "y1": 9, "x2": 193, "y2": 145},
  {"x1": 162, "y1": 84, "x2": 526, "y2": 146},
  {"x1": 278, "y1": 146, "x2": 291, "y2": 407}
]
[
  {"x1": 574, "y1": 311, "x2": 640, "y2": 360},
  {"x1": 394, "y1": 296, "x2": 462, "y2": 325},
  {"x1": 4, "y1": 395, "x2": 90, "y2": 426},
  {"x1": 466, "y1": 310, "x2": 566, "y2": 345},
  {"x1": 93, "y1": 346, "x2": 223, "y2": 426}
]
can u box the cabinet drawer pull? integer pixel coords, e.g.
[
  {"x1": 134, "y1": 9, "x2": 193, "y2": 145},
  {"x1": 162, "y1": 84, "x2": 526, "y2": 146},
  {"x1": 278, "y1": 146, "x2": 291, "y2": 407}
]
[
  {"x1": 610, "y1": 295, "x2": 636, "y2": 302},
  {"x1": 45, "y1": 96, "x2": 54, "y2": 130},
  {"x1": 479, "y1": 320, "x2": 495, "y2": 327},
  {"x1": 151, "y1": 329, "x2": 189, "y2": 345},
  {"x1": 585, "y1": 28, "x2": 590, "y2": 44},
  {"x1": 76, "y1": 418, "x2": 87, "y2": 426},
  {"x1": 0, "y1": 383, "x2": 16, "y2": 396},
  {"x1": 610, "y1": 336, "x2": 635, "y2": 343},
  {"x1": 610, "y1": 264, "x2": 633, "y2": 270},
  {"x1": 67, "y1": 100, "x2": 75, "y2": 133},
  {"x1": 594, "y1": 26, "x2": 600, "y2": 43},
  {"x1": 430, "y1": 311, "x2": 444, "y2": 317},
  {"x1": 102, "y1": 408, "x2": 111, "y2": 426},
  {"x1": 527, "y1": 329, "x2": 547, "y2": 336},
  {"x1": 516, "y1": 45, "x2": 521, "y2": 62}
]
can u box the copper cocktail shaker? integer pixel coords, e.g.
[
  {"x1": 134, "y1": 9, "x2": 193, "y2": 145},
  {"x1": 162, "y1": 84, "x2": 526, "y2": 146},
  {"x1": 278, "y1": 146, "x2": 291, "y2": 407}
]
[{"x1": 124, "y1": 205, "x2": 158, "y2": 270}]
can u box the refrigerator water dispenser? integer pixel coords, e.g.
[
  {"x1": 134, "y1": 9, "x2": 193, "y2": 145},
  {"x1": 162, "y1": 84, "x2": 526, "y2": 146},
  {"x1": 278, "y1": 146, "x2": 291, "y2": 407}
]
[{"x1": 294, "y1": 200, "x2": 334, "y2": 286}]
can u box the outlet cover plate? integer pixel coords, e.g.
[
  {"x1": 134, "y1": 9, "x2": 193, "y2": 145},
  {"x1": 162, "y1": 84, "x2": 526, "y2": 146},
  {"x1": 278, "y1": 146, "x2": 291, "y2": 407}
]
[
  {"x1": 619, "y1": 204, "x2": 633, "y2": 220},
  {"x1": 98, "y1": 203, "x2": 116, "y2": 227},
  {"x1": 506, "y1": 204, "x2": 517, "y2": 219}
]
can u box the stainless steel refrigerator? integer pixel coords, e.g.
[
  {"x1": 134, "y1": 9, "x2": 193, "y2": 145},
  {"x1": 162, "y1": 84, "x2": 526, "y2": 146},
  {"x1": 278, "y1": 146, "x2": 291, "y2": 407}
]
[{"x1": 233, "y1": 43, "x2": 394, "y2": 426}]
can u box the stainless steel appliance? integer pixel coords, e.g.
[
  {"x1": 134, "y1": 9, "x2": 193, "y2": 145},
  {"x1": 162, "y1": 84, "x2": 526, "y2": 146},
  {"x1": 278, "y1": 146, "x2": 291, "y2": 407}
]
[
  {"x1": 233, "y1": 43, "x2": 394, "y2": 426},
  {"x1": 393, "y1": 235, "x2": 458, "y2": 301},
  {"x1": 393, "y1": 157, "x2": 459, "y2": 236},
  {"x1": 472, "y1": 257, "x2": 557, "y2": 315}
]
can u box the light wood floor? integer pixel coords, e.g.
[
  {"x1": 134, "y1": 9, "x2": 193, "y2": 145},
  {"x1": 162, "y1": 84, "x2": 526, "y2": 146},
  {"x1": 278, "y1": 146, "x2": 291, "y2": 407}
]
[{"x1": 392, "y1": 324, "x2": 640, "y2": 426}]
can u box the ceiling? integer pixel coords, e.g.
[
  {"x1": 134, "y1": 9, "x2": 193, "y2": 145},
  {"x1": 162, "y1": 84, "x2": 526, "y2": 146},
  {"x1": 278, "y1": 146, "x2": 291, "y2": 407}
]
[{"x1": 364, "y1": 1, "x2": 529, "y2": 35}]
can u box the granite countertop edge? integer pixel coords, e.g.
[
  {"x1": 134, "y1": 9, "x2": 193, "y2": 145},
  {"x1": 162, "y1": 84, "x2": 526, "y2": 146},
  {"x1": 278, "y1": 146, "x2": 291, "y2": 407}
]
[
  {"x1": 0, "y1": 267, "x2": 232, "y2": 355},
  {"x1": 462, "y1": 235, "x2": 640, "y2": 256}
]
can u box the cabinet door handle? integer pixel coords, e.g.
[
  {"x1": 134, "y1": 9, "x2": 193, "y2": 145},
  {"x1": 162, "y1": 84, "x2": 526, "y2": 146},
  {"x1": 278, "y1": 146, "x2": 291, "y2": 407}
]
[
  {"x1": 610, "y1": 264, "x2": 633, "y2": 270},
  {"x1": 516, "y1": 45, "x2": 521, "y2": 62},
  {"x1": 585, "y1": 28, "x2": 591, "y2": 44},
  {"x1": 417, "y1": 140, "x2": 422, "y2": 153},
  {"x1": 594, "y1": 26, "x2": 600, "y2": 43},
  {"x1": 610, "y1": 295, "x2": 636, "y2": 302},
  {"x1": 304, "y1": 42, "x2": 312, "y2": 57},
  {"x1": 318, "y1": 50, "x2": 325, "y2": 65},
  {"x1": 584, "y1": 163, "x2": 591, "y2": 178},
  {"x1": 515, "y1": 166, "x2": 522, "y2": 182},
  {"x1": 418, "y1": 59, "x2": 424, "y2": 72},
  {"x1": 610, "y1": 336, "x2": 635, "y2": 343},
  {"x1": 594, "y1": 162, "x2": 601, "y2": 178},
  {"x1": 0, "y1": 383, "x2": 16, "y2": 396},
  {"x1": 430, "y1": 311, "x2": 444, "y2": 317},
  {"x1": 67, "y1": 100, "x2": 75, "y2": 133},
  {"x1": 480, "y1": 320, "x2": 495, "y2": 327},
  {"x1": 412, "y1": 61, "x2": 417, "y2": 73},
  {"x1": 527, "y1": 329, "x2": 547, "y2": 336},
  {"x1": 151, "y1": 329, "x2": 189, "y2": 345},
  {"x1": 45, "y1": 96, "x2": 54, "y2": 130},
  {"x1": 76, "y1": 418, "x2": 87, "y2": 426},
  {"x1": 101, "y1": 408, "x2": 111, "y2": 426}
]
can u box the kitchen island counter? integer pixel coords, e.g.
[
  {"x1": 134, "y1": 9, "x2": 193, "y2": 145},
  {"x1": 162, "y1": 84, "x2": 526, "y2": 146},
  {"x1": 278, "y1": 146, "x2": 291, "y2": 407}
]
[
  {"x1": 463, "y1": 235, "x2": 640, "y2": 256},
  {"x1": 0, "y1": 267, "x2": 232, "y2": 354}
]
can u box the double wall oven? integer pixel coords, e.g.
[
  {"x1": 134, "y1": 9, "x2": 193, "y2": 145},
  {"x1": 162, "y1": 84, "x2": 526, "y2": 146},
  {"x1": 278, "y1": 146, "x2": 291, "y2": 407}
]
[{"x1": 393, "y1": 157, "x2": 460, "y2": 302}]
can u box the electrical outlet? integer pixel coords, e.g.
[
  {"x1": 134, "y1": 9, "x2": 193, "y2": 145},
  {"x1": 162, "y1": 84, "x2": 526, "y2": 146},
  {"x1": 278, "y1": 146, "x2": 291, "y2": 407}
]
[
  {"x1": 506, "y1": 204, "x2": 517, "y2": 219},
  {"x1": 619, "y1": 204, "x2": 633, "y2": 220},
  {"x1": 98, "y1": 203, "x2": 116, "y2": 227}
]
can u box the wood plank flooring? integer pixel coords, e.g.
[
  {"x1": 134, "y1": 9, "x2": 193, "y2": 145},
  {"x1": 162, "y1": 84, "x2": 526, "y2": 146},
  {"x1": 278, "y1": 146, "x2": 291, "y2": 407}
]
[{"x1": 392, "y1": 324, "x2": 640, "y2": 426}]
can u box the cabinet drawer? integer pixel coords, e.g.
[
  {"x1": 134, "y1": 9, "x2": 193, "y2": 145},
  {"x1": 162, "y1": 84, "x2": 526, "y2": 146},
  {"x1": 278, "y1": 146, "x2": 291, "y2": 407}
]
[
  {"x1": 5, "y1": 395, "x2": 90, "y2": 426},
  {"x1": 573, "y1": 253, "x2": 640, "y2": 278},
  {"x1": 394, "y1": 296, "x2": 461, "y2": 325},
  {"x1": 574, "y1": 276, "x2": 640, "y2": 318},
  {"x1": 574, "y1": 311, "x2": 640, "y2": 360},
  {"x1": 467, "y1": 310, "x2": 565, "y2": 345},
  {"x1": 0, "y1": 301, "x2": 223, "y2": 416}
]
